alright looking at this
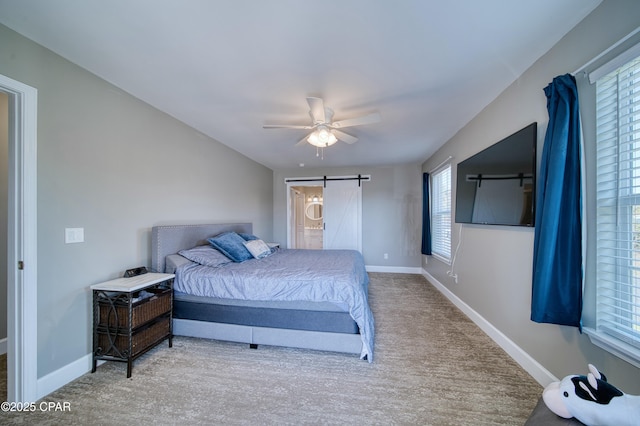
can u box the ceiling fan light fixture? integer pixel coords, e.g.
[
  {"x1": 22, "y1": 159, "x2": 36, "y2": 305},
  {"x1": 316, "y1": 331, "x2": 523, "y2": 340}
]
[
  {"x1": 264, "y1": 97, "x2": 378, "y2": 150},
  {"x1": 307, "y1": 125, "x2": 338, "y2": 147}
]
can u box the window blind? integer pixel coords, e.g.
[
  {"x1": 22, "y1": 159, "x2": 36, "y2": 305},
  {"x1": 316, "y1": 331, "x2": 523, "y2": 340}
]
[
  {"x1": 595, "y1": 55, "x2": 640, "y2": 353},
  {"x1": 431, "y1": 164, "x2": 452, "y2": 261}
]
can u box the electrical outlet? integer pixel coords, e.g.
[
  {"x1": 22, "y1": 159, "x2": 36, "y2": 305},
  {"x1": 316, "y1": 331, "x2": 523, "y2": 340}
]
[{"x1": 383, "y1": 253, "x2": 388, "y2": 260}]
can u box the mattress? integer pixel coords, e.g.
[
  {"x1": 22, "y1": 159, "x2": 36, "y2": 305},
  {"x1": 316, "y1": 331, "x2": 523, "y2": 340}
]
[{"x1": 173, "y1": 292, "x2": 359, "y2": 334}]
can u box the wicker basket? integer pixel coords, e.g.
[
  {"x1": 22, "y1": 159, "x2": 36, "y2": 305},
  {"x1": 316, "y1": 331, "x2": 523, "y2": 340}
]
[
  {"x1": 97, "y1": 316, "x2": 170, "y2": 357},
  {"x1": 98, "y1": 288, "x2": 171, "y2": 329}
]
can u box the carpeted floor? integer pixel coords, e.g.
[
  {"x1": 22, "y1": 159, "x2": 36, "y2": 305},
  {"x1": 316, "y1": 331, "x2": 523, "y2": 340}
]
[
  {"x1": 0, "y1": 353, "x2": 5, "y2": 402},
  {"x1": 1, "y1": 273, "x2": 542, "y2": 425}
]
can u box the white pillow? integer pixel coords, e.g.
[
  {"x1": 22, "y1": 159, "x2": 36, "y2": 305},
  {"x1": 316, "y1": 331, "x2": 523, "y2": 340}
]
[{"x1": 243, "y1": 239, "x2": 272, "y2": 259}]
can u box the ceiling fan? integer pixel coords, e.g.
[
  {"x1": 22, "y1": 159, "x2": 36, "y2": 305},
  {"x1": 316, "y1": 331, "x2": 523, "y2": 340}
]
[{"x1": 263, "y1": 97, "x2": 381, "y2": 148}]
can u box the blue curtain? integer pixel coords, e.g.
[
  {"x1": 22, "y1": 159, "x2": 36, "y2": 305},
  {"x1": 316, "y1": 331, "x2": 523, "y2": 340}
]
[
  {"x1": 531, "y1": 74, "x2": 582, "y2": 328},
  {"x1": 421, "y1": 172, "x2": 432, "y2": 255}
]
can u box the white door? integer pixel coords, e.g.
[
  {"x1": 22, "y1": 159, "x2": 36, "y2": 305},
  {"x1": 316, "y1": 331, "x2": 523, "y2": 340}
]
[{"x1": 323, "y1": 180, "x2": 362, "y2": 251}]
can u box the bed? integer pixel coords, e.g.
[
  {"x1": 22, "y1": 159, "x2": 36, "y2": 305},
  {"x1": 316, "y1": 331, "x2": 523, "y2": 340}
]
[{"x1": 151, "y1": 223, "x2": 374, "y2": 361}]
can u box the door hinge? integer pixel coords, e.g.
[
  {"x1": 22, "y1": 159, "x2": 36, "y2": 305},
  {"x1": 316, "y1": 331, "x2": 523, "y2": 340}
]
[{"x1": 18, "y1": 261, "x2": 24, "y2": 270}]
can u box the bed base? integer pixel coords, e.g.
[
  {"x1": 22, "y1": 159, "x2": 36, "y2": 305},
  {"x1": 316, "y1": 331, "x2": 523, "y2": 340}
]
[
  {"x1": 173, "y1": 318, "x2": 363, "y2": 355},
  {"x1": 173, "y1": 298, "x2": 360, "y2": 334}
]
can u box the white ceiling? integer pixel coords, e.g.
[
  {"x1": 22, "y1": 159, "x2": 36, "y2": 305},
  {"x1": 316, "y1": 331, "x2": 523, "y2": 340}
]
[{"x1": 0, "y1": 0, "x2": 601, "y2": 169}]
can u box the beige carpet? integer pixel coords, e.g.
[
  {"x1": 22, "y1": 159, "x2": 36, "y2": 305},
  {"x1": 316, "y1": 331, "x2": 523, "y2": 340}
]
[
  {"x1": 2, "y1": 273, "x2": 541, "y2": 425},
  {"x1": 0, "y1": 353, "x2": 5, "y2": 402}
]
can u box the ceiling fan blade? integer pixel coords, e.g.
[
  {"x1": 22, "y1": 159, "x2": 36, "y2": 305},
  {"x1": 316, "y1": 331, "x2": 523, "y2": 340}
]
[
  {"x1": 307, "y1": 97, "x2": 326, "y2": 124},
  {"x1": 295, "y1": 134, "x2": 310, "y2": 146},
  {"x1": 324, "y1": 107, "x2": 334, "y2": 123},
  {"x1": 333, "y1": 129, "x2": 358, "y2": 144},
  {"x1": 263, "y1": 124, "x2": 314, "y2": 129},
  {"x1": 331, "y1": 112, "x2": 381, "y2": 129}
]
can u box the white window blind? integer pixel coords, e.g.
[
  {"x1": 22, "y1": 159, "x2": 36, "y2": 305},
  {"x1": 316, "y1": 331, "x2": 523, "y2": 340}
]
[
  {"x1": 594, "y1": 54, "x2": 640, "y2": 359},
  {"x1": 431, "y1": 164, "x2": 452, "y2": 261}
]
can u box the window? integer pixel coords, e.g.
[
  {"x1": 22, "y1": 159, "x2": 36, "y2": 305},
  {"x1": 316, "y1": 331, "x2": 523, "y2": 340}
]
[
  {"x1": 592, "y1": 51, "x2": 640, "y2": 365},
  {"x1": 431, "y1": 164, "x2": 452, "y2": 261}
]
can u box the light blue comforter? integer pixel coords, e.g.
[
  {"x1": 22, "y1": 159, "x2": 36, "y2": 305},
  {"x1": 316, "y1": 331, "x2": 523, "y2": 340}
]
[{"x1": 174, "y1": 248, "x2": 375, "y2": 362}]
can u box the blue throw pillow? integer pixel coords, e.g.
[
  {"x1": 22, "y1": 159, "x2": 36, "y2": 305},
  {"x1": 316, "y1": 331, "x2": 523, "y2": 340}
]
[{"x1": 208, "y1": 232, "x2": 253, "y2": 262}]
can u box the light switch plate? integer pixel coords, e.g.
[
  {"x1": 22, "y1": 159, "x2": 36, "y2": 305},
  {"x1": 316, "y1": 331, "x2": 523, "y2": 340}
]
[{"x1": 65, "y1": 228, "x2": 84, "y2": 244}]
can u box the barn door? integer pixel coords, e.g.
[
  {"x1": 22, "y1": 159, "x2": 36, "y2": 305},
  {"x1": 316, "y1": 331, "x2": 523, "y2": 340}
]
[{"x1": 322, "y1": 179, "x2": 362, "y2": 251}]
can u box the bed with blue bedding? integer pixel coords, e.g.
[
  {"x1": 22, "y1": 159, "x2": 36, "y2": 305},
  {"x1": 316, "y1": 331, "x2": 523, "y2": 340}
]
[{"x1": 151, "y1": 223, "x2": 374, "y2": 361}]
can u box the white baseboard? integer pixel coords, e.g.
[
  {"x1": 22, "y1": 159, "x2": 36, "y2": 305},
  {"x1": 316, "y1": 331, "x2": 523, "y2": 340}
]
[
  {"x1": 366, "y1": 265, "x2": 423, "y2": 274},
  {"x1": 422, "y1": 269, "x2": 558, "y2": 387},
  {"x1": 36, "y1": 353, "x2": 100, "y2": 400},
  {"x1": 0, "y1": 338, "x2": 6, "y2": 355}
]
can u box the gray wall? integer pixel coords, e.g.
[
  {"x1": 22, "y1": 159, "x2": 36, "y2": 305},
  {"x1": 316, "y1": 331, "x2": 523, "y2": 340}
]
[
  {"x1": 422, "y1": 0, "x2": 640, "y2": 393},
  {"x1": 0, "y1": 92, "x2": 6, "y2": 342},
  {"x1": 0, "y1": 24, "x2": 274, "y2": 378},
  {"x1": 273, "y1": 164, "x2": 422, "y2": 268}
]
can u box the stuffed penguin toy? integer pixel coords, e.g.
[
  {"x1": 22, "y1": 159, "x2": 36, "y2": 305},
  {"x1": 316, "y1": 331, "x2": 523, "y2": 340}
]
[{"x1": 542, "y1": 364, "x2": 640, "y2": 426}]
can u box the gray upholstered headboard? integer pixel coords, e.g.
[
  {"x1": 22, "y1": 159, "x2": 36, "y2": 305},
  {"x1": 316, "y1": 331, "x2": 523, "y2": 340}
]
[{"x1": 151, "y1": 223, "x2": 253, "y2": 273}]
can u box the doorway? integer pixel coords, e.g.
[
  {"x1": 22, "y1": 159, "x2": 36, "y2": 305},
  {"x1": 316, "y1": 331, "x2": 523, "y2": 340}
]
[
  {"x1": 0, "y1": 73, "x2": 38, "y2": 403},
  {"x1": 0, "y1": 92, "x2": 7, "y2": 400},
  {"x1": 290, "y1": 186, "x2": 324, "y2": 249},
  {"x1": 286, "y1": 175, "x2": 368, "y2": 252}
]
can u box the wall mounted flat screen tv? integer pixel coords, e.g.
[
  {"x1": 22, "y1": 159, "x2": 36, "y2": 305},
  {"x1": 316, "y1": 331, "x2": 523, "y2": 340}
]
[{"x1": 455, "y1": 122, "x2": 537, "y2": 227}]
